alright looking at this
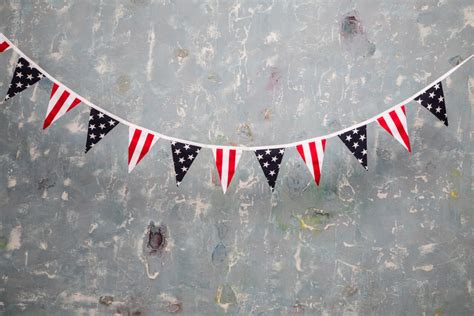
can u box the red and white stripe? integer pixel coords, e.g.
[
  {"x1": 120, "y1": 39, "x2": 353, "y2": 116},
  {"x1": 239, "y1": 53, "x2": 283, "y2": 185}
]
[
  {"x1": 377, "y1": 105, "x2": 411, "y2": 152},
  {"x1": 43, "y1": 83, "x2": 81, "y2": 129},
  {"x1": 0, "y1": 34, "x2": 10, "y2": 53},
  {"x1": 212, "y1": 147, "x2": 242, "y2": 193},
  {"x1": 296, "y1": 139, "x2": 326, "y2": 185},
  {"x1": 128, "y1": 127, "x2": 158, "y2": 172}
]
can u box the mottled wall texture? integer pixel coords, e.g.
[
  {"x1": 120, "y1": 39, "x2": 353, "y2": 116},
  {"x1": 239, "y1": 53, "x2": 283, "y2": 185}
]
[{"x1": 0, "y1": 1, "x2": 473, "y2": 315}]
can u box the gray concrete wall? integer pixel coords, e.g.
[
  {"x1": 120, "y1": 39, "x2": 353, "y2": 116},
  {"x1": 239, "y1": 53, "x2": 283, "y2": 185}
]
[{"x1": 0, "y1": 0, "x2": 473, "y2": 315}]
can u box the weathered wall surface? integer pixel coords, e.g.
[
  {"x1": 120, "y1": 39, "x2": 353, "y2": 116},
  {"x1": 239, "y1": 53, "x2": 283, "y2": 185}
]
[{"x1": 0, "y1": 1, "x2": 473, "y2": 315}]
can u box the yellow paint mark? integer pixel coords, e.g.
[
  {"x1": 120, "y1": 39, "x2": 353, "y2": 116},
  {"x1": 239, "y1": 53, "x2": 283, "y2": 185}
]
[
  {"x1": 449, "y1": 191, "x2": 459, "y2": 199},
  {"x1": 451, "y1": 169, "x2": 461, "y2": 177},
  {"x1": 434, "y1": 307, "x2": 442, "y2": 316},
  {"x1": 215, "y1": 285, "x2": 222, "y2": 304},
  {"x1": 298, "y1": 217, "x2": 316, "y2": 231}
]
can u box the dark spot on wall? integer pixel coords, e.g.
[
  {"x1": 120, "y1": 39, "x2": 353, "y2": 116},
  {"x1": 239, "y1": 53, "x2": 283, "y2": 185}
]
[
  {"x1": 292, "y1": 301, "x2": 305, "y2": 315},
  {"x1": 116, "y1": 74, "x2": 131, "y2": 94},
  {"x1": 215, "y1": 222, "x2": 228, "y2": 240},
  {"x1": 341, "y1": 13, "x2": 363, "y2": 38},
  {"x1": 266, "y1": 67, "x2": 282, "y2": 90},
  {"x1": 38, "y1": 177, "x2": 56, "y2": 190},
  {"x1": 211, "y1": 242, "x2": 227, "y2": 266},
  {"x1": 166, "y1": 301, "x2": 182, "y2": 313},
  {"x1": 343, "y1": 285, "x2": 358, "y2": 297},
  {"x1": 146, "y1": 221, "x2": 166, "y2": 254},
  {"x1": 308, "y1": 208, "x2": 330, "y2": 217},
  {"x1": 237, "y1": 123, "x2": 253, "y2": 141},
  {"x1": 262, "y1": 108, "x2": 272, "y2": 120},
  {"x1": 99, "y1": 295, "x2": 114, "y2": 305},
  {"x1": 449, "y1": 55, "x2": 463, "y2": 66},
  {"x1": 366, "y1": 41, "x2": 376, "y2": 57},
  {"x1": 174, "y1": 48, "x2": 189, "y2": 59}
]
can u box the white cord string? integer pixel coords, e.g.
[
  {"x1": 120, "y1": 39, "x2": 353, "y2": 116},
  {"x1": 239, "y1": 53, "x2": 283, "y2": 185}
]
[{"x1": 1, "y1": 33, "x2": 472, "y2": 151}]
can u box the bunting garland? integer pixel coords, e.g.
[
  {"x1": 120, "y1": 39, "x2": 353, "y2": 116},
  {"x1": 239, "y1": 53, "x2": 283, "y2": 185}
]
[
  {"x1": 0, "y1": 34, "x2": 10, "y2": 53},
  {"x1": 377, "y1": 105, "x2": 411, "y2": 152},
  {"x1": 414, "y1": 82, "x2": 448, "y2": 126},
  {"x1": 338, "y1": 126, "x2": 368, "y2": 170},
  {"x1": 0, "y1": 33, "x2": 472, "y2": 195},
  {"x1": 44, "y1": 83, "x2": 81, "y2": 129},
  {"x1": 128, "y1": 127, "x2": 158, "y2": 172},
  {"x1": 3, "y1": 57, "x2": 44, "y2": 102},
  {"x1": 171, "y1": 141, "x2": 201, "y2": 186},
  {"x1": 85, "y1": 108, "x2": 119, "y2": 153},
  {"x1": 255, "y1": 148, "x2": 285, "y2": 191},
  {"x1": 296, "y1": 140, "x2": 326, "y2": 185},
  {"x1": 213, "y1": 148, "x2": 242, "y2": 193}
]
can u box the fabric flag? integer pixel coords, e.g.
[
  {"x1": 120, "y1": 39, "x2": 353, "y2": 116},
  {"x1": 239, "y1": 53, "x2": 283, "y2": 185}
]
[
  {"x1": 128, "y1": 127, "x2": 158, "y2": 172},
  {"x1": 171, "y1": 141, "x2": 201, "y2": 186},
  {"x1": 44, "y1": 83, "x2": 81, "y2": 129},
  {"x1": 212, "y1": 147, "x2": 242, "y2": 193},
  {"x1": 414, "y1": 81, "x2": 448, "y2": 126},
  {"x1": 0, "y1": 34, "x2": 10, "y2": 53},
  {"x1": 85, "y1": 108, "x2": 119, "y2": 153},
  {"x1": 255, "y1": 148, "x2": 285, "y2": 191},
  {"x1": 4, "y1": 57, "x2": 44, "y2": 102},
  {"x1": 377, "y1": 105, "x2": 411, "y2": 152},
  {"x1": 296, "y1": 139, "x2": 326, "y2": 185},
  {"x1": 338, "y1": 125, "x2": 368, "y2": 170}
]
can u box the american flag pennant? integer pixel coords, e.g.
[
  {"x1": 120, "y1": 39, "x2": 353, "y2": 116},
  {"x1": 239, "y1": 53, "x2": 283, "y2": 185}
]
[
  {"x1": 171, "y1": 141, "x2": 201, "y2": 186},
  {"x1": 414, "y1": 81, "x2": 448, "y2": 126},
  {"x1": 338, "y1": 125, "x2": 368, "y2": 170},
  {"x1": 0, "y1": 34, "x2": 10, "y2": 53},
  {"x1": 128, "y1": 127, "x2": 158, "y2": 173},
  {"x1": 44, "y1": 83, "x2": 81, "y2": 129},
  {"x1": 212, "y1": 147, "x2": 242, "y2": 193},
  {"x1": 296, "y1": 139, "x2": 326, "y2": 185},
  {"x1": 377, "y1": 105, "x2": 411, "y2": 152},
  {"x1": 85, "y1": 108, "x2": 119, "y2": 153},
  {"x1": 255, "y1": 148, "x2": 285, "y2": 191},
  {"x1": 4, "y1": 57, "x2": 44, "y2": 102}
]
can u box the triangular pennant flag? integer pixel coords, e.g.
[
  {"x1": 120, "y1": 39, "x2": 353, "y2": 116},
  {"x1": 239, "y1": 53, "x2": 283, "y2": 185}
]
[
  {"x1": 255, "y1": 148, "x2": 285, "y2": 191},
  {"x1": 43, "y1": 83, "x2": 81, "y2": 129},
  {"x1": 377, "y1": 105, "x2": 411, "y2": 152},
  {"x1": 0, "y1": 34, "x2": 10, "y2": 53},
  {"x1": 85, "y1": 108, "x2": 119, "y2": 153},
  {"x1": 338, "y1": 125, "x2": 368, "y2": 170},
  {"x1": 4, "y1": 57, "x2": 44, "y2": 102},
  {"x1": 212, "y1": 147, "x2": 242, "y2": 193},
  {"x1": 414, "y1": 81, "x2": 448, "y2": 126},
  {"x1": 171, "y1": 141, "x2": 201, "y2": 186},
  {"x1": 296, "y1": 139, "x2": 326, "y2": 185},
  {"x1": 128, "y1": 127, "x2": 158, "y2": 172}
]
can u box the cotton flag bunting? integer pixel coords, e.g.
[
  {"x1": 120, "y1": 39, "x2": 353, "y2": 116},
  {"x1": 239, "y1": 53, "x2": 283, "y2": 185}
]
[
  {"x1": 212, "y1": 147, "x2": 242, "y2": 193},
  {"x1": 338, "y1": 125, "x2": 368, "y2": 170},
  {"x1": 171, "y1": 141, "x2": 201, "y2": 186},
  {"x1": 128, "y1": 127, "x2": 158, "y2": 172},
  {"x1": 85, "y1": 108, "x2": 119, "y2": 153},
  {"x1": 377, "y1": 105, "x2": 411, "y2": 152},
  {"x1": 3, "y1": 57, "x2": 44, "y2": 102},
  {"x1": 0, "y1": 34, "x2": 10, "y2": 53},
  {"x1": 43, "y1": 82, "x2": 81, "y2": 129},
  {"x1": 255, "y1": 148, "x2": 285, "y2": 191},
  {"x1": 414, "y1": 82, "x2": 448, "y2": 126},
  {"x1": 296, "y1": 139, "x2": 326, "y2": 185}
]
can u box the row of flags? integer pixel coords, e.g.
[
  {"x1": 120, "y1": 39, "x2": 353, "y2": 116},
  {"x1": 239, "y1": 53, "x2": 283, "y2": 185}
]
[{"x1": 0, "y1": 36, "x2": 452, "y2": 194}]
